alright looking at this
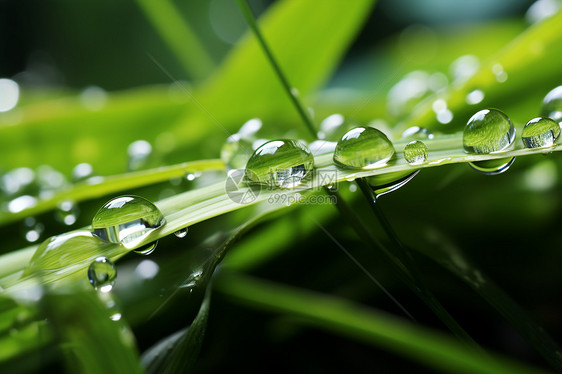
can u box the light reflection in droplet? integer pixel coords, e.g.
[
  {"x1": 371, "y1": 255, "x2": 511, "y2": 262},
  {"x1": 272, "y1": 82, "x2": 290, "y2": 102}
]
[{"x1": 0, "y1": 79, "x2": 20, "y2": 112}]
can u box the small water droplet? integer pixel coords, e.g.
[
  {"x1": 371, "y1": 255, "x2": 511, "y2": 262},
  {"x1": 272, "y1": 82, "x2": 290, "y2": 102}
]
[
  {"x1": 92, "y1": 195, "x2": 165, "y2": 249},
  {"x1": 127, "y1": 140, "x2": 152, "y2": 171},
  {"x1": 245, "y1": 139, "x2": 314, "y2": 188},
  {"x1": 469, "y1": 157, "x2": 515, "y2": 176},
  {"x1": 404, "y1": 141, "x2": 428, "y2": 165},
  {"x1": 88, "y1": 257, "x2": 117, "y2": 292},
  {"x1": 368, "y1": 170, "x2": 419, "y2": 197},
  {"x1": 333, "y1": 127, "x2": 395, "y2": 169},
  {"x1": 522, "y1": 117, "x2": 560, "y2": 148},
  {"x1": 174, "y1": 228, "x2": 188, "y2": 238},
  {"x1": 463, "y1": 109, "x2": 515, "y2": 153},
  {"x1": 401, "y1": 126, "x2": 434, "y2": 140},
  {"x1": 541, "y1": 86, "x2": 562, "y2": 123},
  {"x1": 134, "y1": 241, "x2": 158, "y2": 256},
  {"x1": 466, "y1": 89, "x2": 485, "y2": 105}
]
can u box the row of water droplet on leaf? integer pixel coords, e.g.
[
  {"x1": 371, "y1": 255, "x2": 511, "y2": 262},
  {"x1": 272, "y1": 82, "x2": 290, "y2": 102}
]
[
  {"x1": 25, "y1": 194, "x2": 189, "y2": 294},
  {"x1": 222, "y1": 86, "x2": 562, "y2": 190}
]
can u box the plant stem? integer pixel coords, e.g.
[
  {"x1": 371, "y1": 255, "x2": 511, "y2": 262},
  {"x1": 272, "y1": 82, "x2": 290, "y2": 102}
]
[
  {"x1": 236, "y1": 0, "x2": 317, "y2": 136},
  {"x1": 236, "y1": 0, "x2": 475, "y2": 345}
]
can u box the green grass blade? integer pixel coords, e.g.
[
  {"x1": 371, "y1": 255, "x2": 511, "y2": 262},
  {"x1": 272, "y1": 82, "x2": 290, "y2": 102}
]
[
  {"x1": 142, "y1": 286, "x2": 211, "y2": 374},
  {"x1": 135, "y1": 0, "x2": 215, "y2": 80},
  {"x1": 42, "y1": 289, "x2": 143, "y2": 374},
  {"x1": 0, "y1": 159, "x2": 223, "y2": 226},
  {"x1": 216, "y1": 271, "x2": 552, "y2": 374}
]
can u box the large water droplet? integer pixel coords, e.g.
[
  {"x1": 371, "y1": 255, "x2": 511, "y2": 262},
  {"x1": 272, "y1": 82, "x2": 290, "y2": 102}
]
[
  {"x1": 174, "y1": 228, "x2": 188, "y2": 238},
  {"x1": 245, "y1": 139, "x2": 314, "y2": 188},
  {"x1": 404, "y1": 141, "x2": 428, "y2": 165},
  {"x1": 92, "y1": 196, "x2": 165, "y2": 249},
  {"x1": 27, "y1": 230, "x2": 113, "y2": 277},
  {"x1": 541, "y1": 86, "x2": 562, "y2": 123},
  {"x1": 88, "y1": 257, "x2": 117, "y2": 292},
  {"x1": 463, "y1": 109, "x2": 515, "y2": 153},
  {"x1": 401, "y1": 126, "x2": 434, "y2": 140},
  {"x1": 522, "y1": 117, "x2": 560, "y2": 148},
  {"x1": 469, "y1": 157, "x2": 515, "y2": 176},
  {"x1": 333, "y1": 127, "x2": 395, "y2": 169}
]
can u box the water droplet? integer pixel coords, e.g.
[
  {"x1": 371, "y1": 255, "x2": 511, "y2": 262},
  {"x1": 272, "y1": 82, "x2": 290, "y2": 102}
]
[
  {"x1": 333, "y1": 127, "x2": 395, "y2": 169},
  {"x1": 318, "y1": 114, "x2": 355, "y2": 141},
  {"x1": 92, "y1": 196, "x2": 165, "y2": 249},
  {"x1": 245, "y1": 139, "x2": 314, "y2": 188},
  {"x1": 463, "y1": 109, "x2": 515, "y2": 153},
  {"x1": 56, "y1": 200, "x2": 79, "y2": 226},
  {"x1": 401, "y1": 126, "x2": 434, "y2": 140},
  {"x1": 134, "y1": 241, "x2": 158, "y2": 256},
  {"x1": 174, "y1": 228, "x2": 188, "y2": 238},
  {"x1": 0, "y1": 78, "x2": 20, "y2": 112},
  {"x1": 541, "y1": 86, "x2": 562, "y2": 123},
  {"x1": 404, "y1": 141, "x2": 428, "y2": 165},
  {"x1": 88, "y1": 257, "x2": 117, "y2": 292},
  {"x1": 27, "y1": 230, "x2": 113, "y2": 277},
  {"x1": 522, "y1": 117, "x2": 560, "y2": 148},
  {"x1": 469, "y1": 157, "x2": 515, "y2": 176},
  {"x1": 368, "y1": 170, "x2": 420, "y2": 197},
  {"x1": 127, "y1": 140, "x2": 152, "y2": 171},
  {"x1": 436, "y1": 109, "x2": 453, "y2": 124},
  {"x1": 0, "y1": 167, "x2": 35, "y2": 195},
  {"x1": 466, "y1": 89, "x2": 485, "y2": 105}
]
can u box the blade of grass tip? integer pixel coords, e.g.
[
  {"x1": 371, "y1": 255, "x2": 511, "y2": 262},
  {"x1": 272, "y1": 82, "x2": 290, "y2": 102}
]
[
  {"x1": 356, "y1": 178, "x2": 478, "y2": 347},
  {"x1": 216, "y1": 271, "x2": 550, "y2": 374},
  {"x1": 135, "y1": 0, "x2": 215, "y2": 80},
  {"x1": 237, "y1": 0, "x2": 473, "y2": 345},
  {"x1": 235, "y1": 0, "x2": 317, "y2": 137}
]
